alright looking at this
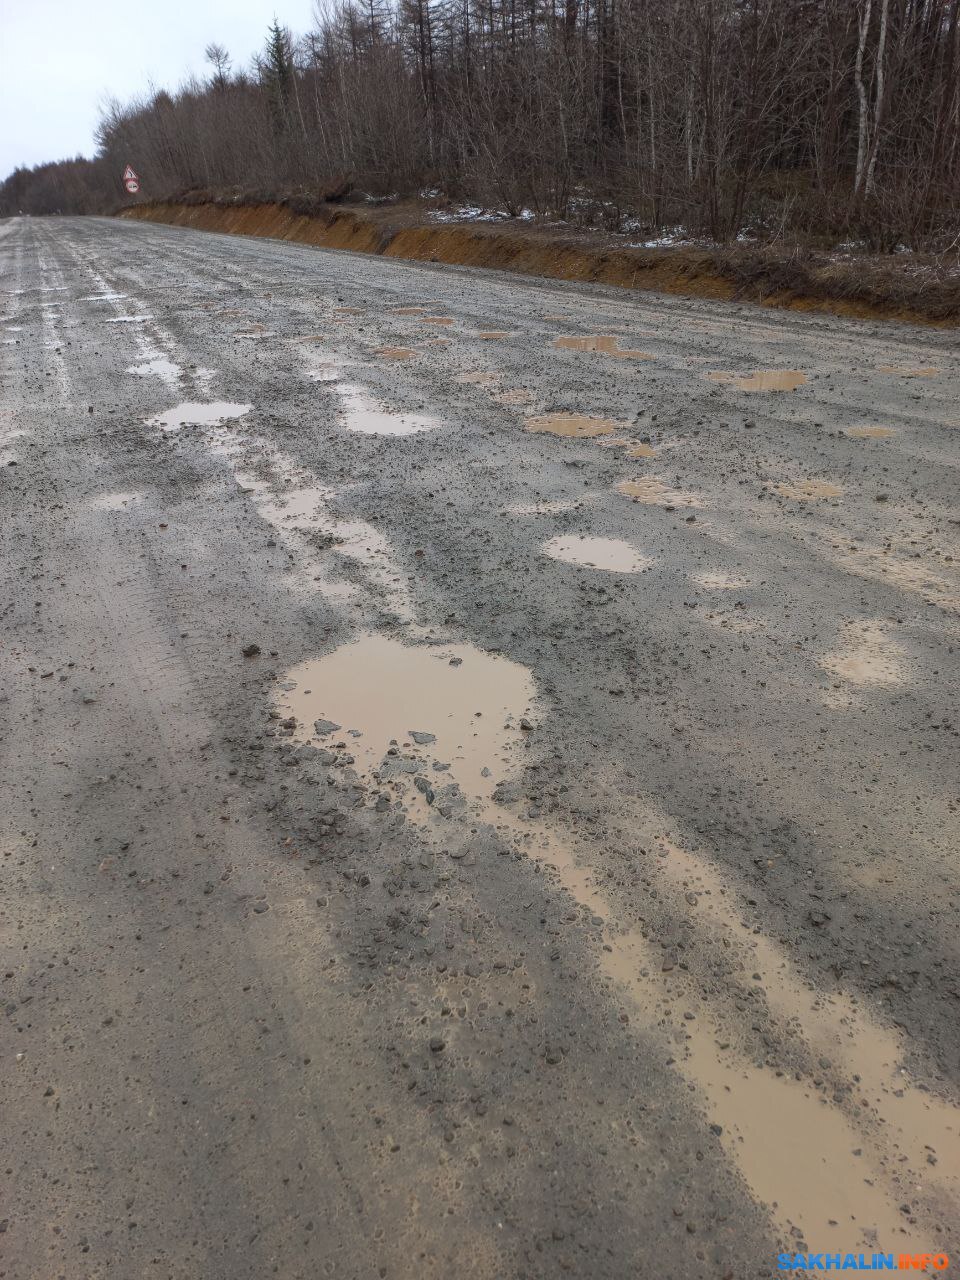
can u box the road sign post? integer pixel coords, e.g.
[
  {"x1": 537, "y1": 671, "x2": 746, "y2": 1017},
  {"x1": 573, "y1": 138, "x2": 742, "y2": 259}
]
[{"x1": 122, "y1": 165, "x2": 140, "y2": 195}]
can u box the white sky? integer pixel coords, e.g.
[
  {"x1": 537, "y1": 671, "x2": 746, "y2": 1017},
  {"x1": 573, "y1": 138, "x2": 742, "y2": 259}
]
[{"x1": 0, "y1": 0, "x2": 317, "y2": 179}]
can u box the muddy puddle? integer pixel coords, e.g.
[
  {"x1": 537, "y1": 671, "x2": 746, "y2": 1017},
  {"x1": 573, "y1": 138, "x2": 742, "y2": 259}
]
[
  {"x1": 276, "y1": 634, "x2": 536, "y2": 808},
  {"x1": 542, "y1": 535, "x2": 652, "y2": 573},
  {"x1": 525, "y1": 413, "x2": 620, "y2": 438},
  {"x1": 375, "y1": 347, "x2": 416, "y2": 360},
  {"x1": 391, "y1": 307, "x2": 426, "y2": 316},
  {"x1": 493, "y1": 388, "x2": 534, "y2": 407},
  {"x1": 419, "y1": 315, "x2": 453, "y2": 325},
  {"x1": 126, "y1": 356, "x2": 181, "y2": 384},
  {"x1": 497, "y1": 807, "x2": 956, "y2": 1254},
  {"x1": 775, "y1": 479, "x2": 844, "y2": 501},
  {"x1": 616, "y1": 478, "x2": 704, "y2": 508},
  {"x1": 846, "y1": 426, "x2": 897, "y2": 439},
  {"x1": 338, "y1": 384, "x2": 439, "y2": 435},
  {"x1": 820, "y1": 618, "x2": 906, "y2": 686},
  {"x1": 553, "y1": 335, "x2": 653, "y2": 360},
  {"x1": 598, "y1": 438, "x2": 657, "y2": 458},
  {"x1": 456, "y1": 371, "x2": 498, "y2": 386},
  {"x1": 708, "y1": 369, "x2": 807, "y2": 392},
  {"x1": 148, "y1": 402, "x2": 251, "y2": 432}
]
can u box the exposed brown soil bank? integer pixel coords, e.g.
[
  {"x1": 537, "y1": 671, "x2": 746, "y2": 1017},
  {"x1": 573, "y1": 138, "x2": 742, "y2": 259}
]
[{"x1": 118, "y1": 199, "x2": 960, "y2": 326}]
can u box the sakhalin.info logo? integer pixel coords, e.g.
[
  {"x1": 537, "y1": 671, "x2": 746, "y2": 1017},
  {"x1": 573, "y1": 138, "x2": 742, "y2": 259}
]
[{"x1": 777, "y1": 1256, "x2": 950, "y2": 1272}]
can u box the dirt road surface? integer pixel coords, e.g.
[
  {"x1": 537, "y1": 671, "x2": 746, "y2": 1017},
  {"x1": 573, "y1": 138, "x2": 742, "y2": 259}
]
[{"x1": 2, "y1": 215, "x2": 959, "y2": 1278}]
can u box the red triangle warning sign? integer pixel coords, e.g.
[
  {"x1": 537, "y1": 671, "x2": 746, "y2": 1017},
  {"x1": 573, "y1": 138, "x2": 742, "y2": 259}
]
[{"x1": 123, "y1": 165, "x2": 138, "y2": 181}]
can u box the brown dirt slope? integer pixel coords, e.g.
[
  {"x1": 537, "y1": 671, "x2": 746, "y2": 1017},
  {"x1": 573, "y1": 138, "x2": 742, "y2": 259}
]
[{"x1": 117, "y1": 199, "x2": 960, "y2": 326}]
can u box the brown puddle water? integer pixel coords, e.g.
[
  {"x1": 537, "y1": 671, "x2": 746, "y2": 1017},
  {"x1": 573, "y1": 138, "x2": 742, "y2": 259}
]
[
  {"x1": 775, "y1": 479, "x2": 844, "y2": 501},
  {"x1": 649, "y1": 839, "x2": 960, "y2": 1225},
  {"x1": 147, "y1": 402, "x2": 252, "y2": 433},
  {"x1": 846, "y1": 426, "x2": 897, "y2": 439},
  {"x1": 419, "y1": 315, "x2": 453, "y2": 325},
  {"x1": 708, "y1": 370, "x2": 807, "y2": 392},
  {"x1": 553, "y1": 335, "x2": 653, "y2": 360},
  {"x1": 456, "y1": 371, "x2": 498, "y2": 385},
  {"x1": 338, "y1": 384, "x2": 439, "y2": 436},
  {"x1": 493, "y1": 388, "x2": 533, "y2": 406},
  {"x1": 477, "y1": 331, "x2": 510, "y2": 340},
  {"x1": 276, "y1": 634, "x2": 535, "y2": 807},
  {"x1": 616, "y1": 478, "x2": 704, "y2": 508},
  {"x1": 597, "y1": 438, "x2": 657, "y2": 458},
  {"x1": 542, "y1": 535, "x2": 653, "y2": 573},
  {"x1": 525, "y1": 413, "x2": 620, "y2": 438},
  {"x1": 499, "y1": 814, "x2": 952, "y2": 1254},
  {"x1": 820, "y1": 618, "x2": 906, "y2": 686},
  {"x1": 375, "y1": 347, "x2": 417, "y2": 360},
  {"x1": 257, "y1": 515, "x2": 957, "y2": 1254},
  {"x1": 391, "y1": 307, "x2": 426, "y2": 315}
]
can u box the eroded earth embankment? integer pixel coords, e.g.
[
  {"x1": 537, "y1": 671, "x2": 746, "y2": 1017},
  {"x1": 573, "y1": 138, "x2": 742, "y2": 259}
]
[{"x1": 119, "y1": 199, "x2": 960, "y2": 326}]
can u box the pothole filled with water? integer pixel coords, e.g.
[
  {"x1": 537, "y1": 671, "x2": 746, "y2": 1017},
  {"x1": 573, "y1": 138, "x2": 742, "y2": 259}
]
[
  {"x1": 126, "y1": 356, "x2": 181, "y2": 384},
  {"x1": 525, "y1": 413, "x2": 620, "y2": 438},
  {"x1": 276, "y1": 634, "x2": 536, "y2": 810},
  {"x1": 616, "y1": 478, "x2": 704, "y2": 507},
  {"x1": 338, "y1": 384, "x2": 439, "y2": 435},
  {"x1": 375, "y1": 347, "x2": 417, "y2": 360},
  {"x1": 707, "y1": 369, "x2": 807, "y2": 392},
  {"x1": 553, "y1": 335, "x2": 653, "y2": 359},
  {"x1": 820, "y1": 619, "x2": 906, "y2": 686},
  {"x1": 542, "y1": 535, "x2": 653, "y2": 572},
  {"x1": 148, "y1": 402, "x2": 252, "y2": 432}
]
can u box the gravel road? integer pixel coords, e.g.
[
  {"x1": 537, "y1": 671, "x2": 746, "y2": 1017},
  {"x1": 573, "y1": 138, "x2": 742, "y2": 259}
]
[{"x1": 2, "y1": 214, "x2": 959, "y2": 1278}]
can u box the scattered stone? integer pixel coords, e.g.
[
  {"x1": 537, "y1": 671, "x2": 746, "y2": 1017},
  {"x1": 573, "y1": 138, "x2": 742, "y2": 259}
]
[{"x1": 241, "y1": 643, "x2": 261, "y2": 658}]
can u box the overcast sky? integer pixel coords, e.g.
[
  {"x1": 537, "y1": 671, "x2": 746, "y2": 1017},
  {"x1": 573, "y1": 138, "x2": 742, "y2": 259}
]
[{"x1": 0, "y1": 0, "x2": 317, "y2": 179}]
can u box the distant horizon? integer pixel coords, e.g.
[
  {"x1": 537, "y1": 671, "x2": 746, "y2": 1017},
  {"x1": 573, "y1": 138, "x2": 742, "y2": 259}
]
[{"x1": 0, "y1": 0, "x2": 316, "y2": 180}]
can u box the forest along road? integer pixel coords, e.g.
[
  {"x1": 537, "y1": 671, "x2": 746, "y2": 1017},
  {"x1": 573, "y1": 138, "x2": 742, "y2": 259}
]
[{"x1": 2, "y1": 214, "x2": 959, "y2": 1279}]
